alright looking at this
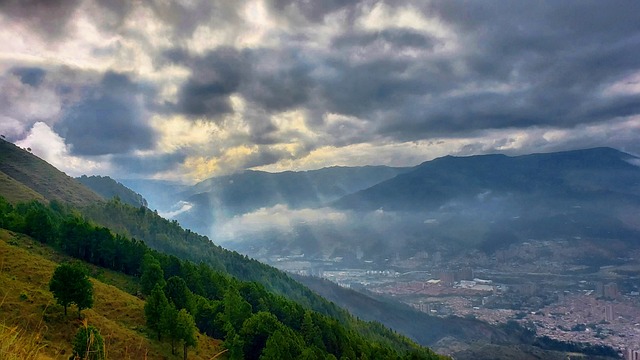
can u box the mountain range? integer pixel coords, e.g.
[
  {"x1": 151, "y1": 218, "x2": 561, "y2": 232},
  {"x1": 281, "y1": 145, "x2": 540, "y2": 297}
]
[{"x1": 132, "y1": 147, "x2": 640, "y2": 262}]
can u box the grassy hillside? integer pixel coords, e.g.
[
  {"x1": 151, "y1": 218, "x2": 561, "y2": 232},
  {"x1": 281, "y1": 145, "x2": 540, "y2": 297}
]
[
  {"x1": 0, "y1": 229, "x2": 223, "y2": 359},
  {"x1": 0, "y1": 139, "x2": 103, "y2": 206},
  {"x1": 0, "y1": 171, "x2": 46, "y2": 204}
]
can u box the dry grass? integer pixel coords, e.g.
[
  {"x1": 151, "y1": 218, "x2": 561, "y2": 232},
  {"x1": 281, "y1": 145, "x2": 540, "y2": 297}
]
[
  {"x1": 0, "y1": 229, "x2": 223, "y2": 359},
  {"x1": 0, "y1": 323, "x2": 46, "y2": 360},
  {"x1": 0, "y1": 171, "x2": 46, "y2": 205}
]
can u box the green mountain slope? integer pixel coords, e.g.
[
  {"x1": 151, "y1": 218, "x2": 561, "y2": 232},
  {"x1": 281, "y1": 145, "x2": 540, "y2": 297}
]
[
  {"x1": 0, "y1": 229, "x2": 223, "y2": 359},
  {"x1": 76, "y1": 175, "x2": 148, "y2": 207},
  {"x1": 0, "y1": 139, "x2": 103, "y2": 206},
  {"x1": 0, "y1": 170, "x2": 46, "y2": 204},
  {"x1": 0, "y1": 198, "x2": 444, "y2": 359}
]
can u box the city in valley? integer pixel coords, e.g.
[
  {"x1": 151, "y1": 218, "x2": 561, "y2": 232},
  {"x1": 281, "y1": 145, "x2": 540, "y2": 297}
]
[{"x1": 261, "y1": 238, "x2": 640, "y2": 358}]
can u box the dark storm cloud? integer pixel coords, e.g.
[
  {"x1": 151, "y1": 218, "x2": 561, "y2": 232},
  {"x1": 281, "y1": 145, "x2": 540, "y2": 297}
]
[
  {"x1": 332, "y1": 28, "x2": 437, "y2": 50},
  {"x1": 173, "y1": 46, "x2": 316, "y2": 116},
  {"x1": 301, "y1": 0, "x2": 640, "y2": 141},
  {"x1": 0, "y1": 0, "x2": 81, "y2": 39},
  {"x1": 111, "y1": 151, "x2": 188, "y2": 175},
  {"x1": 147, "y1": 0, "x2": 242, "y2": 40},
  {"x1": 54, "y1": 72, "x2": 156, "y2": 156},
  {"x1": 11, "y1": 67, "x2": 47, "y2": 87},
  {"x1": 9, "y1": 0, "x2": 637, "y2": 170},
  {"x1": 317, "y1": 57, "x2": 431, "y2": 117},
  {"x1": 180, "y1": 1, "x2": 638, "y2": 145},
  {"x1": 241, "y1": 147, "x2": 289, "y2": 169},
  {"x1": 176, "y1": 47, "x2": 246, "y2": 117},
  {"x1": 268, "y1": 0, "x2": 361, "y2": 23},
  {"x1": 242, "y1": 48, "x2": 315, "y2": 112}
]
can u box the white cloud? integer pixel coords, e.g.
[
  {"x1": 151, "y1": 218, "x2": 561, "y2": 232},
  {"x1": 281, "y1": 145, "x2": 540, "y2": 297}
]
[
  {"x1": 14, "y1": 122, "x2": 109, "y2": 177},
  {"x1": 158, "y1": 201, "x2": 193, "y2": 219},
  {"x1": 216, "y1": 204, "x2": 348, "y2": 241},
  {"x1": 602, "y1": 71, "x2": 640, "y2": 97}
]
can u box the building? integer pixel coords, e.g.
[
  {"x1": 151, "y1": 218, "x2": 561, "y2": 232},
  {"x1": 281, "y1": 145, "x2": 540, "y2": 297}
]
[
  {"x1": 459, "y1": 280, "x2": 476, "y2": 288},
  {"x1": 455, "y1": 268, "x2": 473, "y2": 281},
  {"x1": 438, "y1": 271, "x2": 456, "y2": 285},
  {"x1": 604, "y1": 304, "x2": 614, "y2": 322},
  {"x1": 437, "y1": 268, "x2": 473, "y2": 285},
  {"x1": 603, "y1": 282, "x2": 619, "y2": 299},
  {"x1": 626, "y1": 349, "x2": 640, "y2": 360}
]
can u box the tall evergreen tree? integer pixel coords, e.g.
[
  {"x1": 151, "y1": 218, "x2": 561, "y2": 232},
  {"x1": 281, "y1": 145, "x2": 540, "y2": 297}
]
[
  {"x1": 240, "y1": 312, "x2": 281, "y2": 360},
  {"x1": 260, "y1": 328, "x2": 304, "y2": 360},
  {"x1": 144, "y1": 284, "x2": 170, "y2": 340},
  {"x1": 24, "y1": 201, "x2": 55, "y2": 244},
  {"x1": 223, "y1": 328, "x2": 244, "y2": 360},
  {"x1": 302, "y1": 310, "x2": 323, "y2": 349},
  {"x1": 161, "y1": 304, "x2": 180, "y2": 355},
  {"x1": 175, "y1": 309, "x2": 198, "y2": 360},
  {"x1": 223, "y1": 287, "x2": 252, "y2": 333},
  {"x1": 140, "y1": 253, "x2": 166, "y2": 295},
  {"x1": 165, "y1": 276, "x2": 193, "y2": 313}
]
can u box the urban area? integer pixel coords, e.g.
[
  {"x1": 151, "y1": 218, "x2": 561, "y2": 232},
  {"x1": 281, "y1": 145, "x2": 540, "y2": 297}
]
[{"x1": 264, "y1": 239, "x2": 640, "y2": 359}]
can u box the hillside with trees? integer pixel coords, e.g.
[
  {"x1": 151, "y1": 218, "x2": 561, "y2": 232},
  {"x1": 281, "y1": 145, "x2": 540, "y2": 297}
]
[
  {"x1": 0, "y1": 228, "x2": 223, "y2": 359},
  {"x1": 76, "y1": 175, "x2": 148, "y2": 207},
  {"x1": 0, "y1": 197, "x2": 445, "y2": 359}
]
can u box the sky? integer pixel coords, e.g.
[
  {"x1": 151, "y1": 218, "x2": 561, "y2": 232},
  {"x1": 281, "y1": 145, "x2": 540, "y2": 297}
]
[{"x1": 1, "y1": 0, "x2": 640, "y2": 183}]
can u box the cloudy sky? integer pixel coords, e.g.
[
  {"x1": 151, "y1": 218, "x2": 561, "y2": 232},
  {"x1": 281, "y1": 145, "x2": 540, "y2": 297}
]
[{"x1": 1, "y1": 0, "x2": 639, "y2": 183}]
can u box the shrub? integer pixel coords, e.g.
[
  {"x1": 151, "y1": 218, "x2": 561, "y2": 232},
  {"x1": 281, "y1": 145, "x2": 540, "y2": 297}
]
[{"x1": 72, "y1": 323, "x2": 104, "y2": 360}]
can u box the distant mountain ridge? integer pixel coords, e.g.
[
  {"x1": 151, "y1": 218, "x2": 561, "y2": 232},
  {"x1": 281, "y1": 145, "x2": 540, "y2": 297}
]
[
  {"x1": 333, "y1": 147, "x2": 640, "y2": 211},
  {"x1": 188, "y1": 165, "x2": 409, "y2": 212},
  {"x1": 219, "y1": 147, "x2": 640, "y2": 261},
  {"x1": 167, "y1": 165, "x2": 409, "y2": 236},
  {"x1": 76, "y1": 175, "x2": 148, "y2": 207}
]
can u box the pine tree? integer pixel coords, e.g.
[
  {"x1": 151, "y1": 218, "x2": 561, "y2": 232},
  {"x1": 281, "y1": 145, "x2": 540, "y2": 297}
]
[
  {"x1": 140, "y1": 253, "x2": 166, "y2": 295},
  {"x1": 302, "y1": 310, "x2": 323, "y2": 349},
  {"x1": 175, "y1": 309, "x2": 198, "y2": 360},
  {"x1": 144, "y1": 284, "x2": 169, "y2": 340},
  {"x1": 223, "y1": 287, "x2": 252, "y2": 333},
  {"x1": 161, "y1": 304, "x2": 179, "y2": 355},
  {"x1": 165, "y1": 276, "x2": 193, "y2": 313},
  {"x1": 260, "y1": 328, "x2": 304, "y2": 359}
]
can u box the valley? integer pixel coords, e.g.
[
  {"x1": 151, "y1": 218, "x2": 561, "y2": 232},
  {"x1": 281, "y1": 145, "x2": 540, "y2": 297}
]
[{"x1": 257, "y1": 237, "x2": 639, "y2": 356}]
